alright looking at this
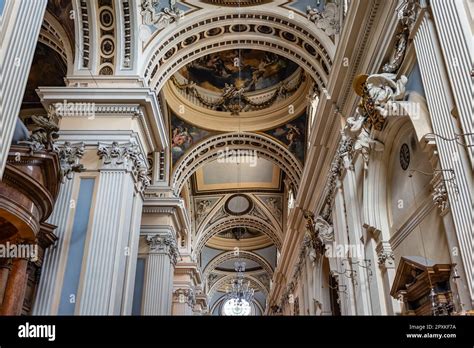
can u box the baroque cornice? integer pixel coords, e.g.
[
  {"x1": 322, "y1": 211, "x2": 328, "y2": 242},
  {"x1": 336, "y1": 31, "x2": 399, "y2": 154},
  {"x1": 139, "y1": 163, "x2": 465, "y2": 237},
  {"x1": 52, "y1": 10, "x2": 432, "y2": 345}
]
[
  {"x1": 36, "y1": 87, "x2": 168, "y2": 151},
  {"x1": 142, "y1": 197, "x2": 191, "y2": 238}
]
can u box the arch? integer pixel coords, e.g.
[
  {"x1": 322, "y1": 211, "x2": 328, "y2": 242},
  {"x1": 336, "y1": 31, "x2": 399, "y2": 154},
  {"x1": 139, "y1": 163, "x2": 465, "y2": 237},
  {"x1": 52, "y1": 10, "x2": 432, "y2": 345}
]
[
  {"x1": 203, "y1": 250, "x2": 274, "y2": 281},
  {"x1": 362, "y1": 94, "x2": 433, "y2": 239},
  {"x1": 141, "y1": 10, "x2": 335, "y2": 92},
  {"x1": 172, "y1": 132, "x2": 303, "y2": 197},
  {"x1": 40, "y1": 10, "x2": 74, "y2": 75},
  {"x1": 195, "y1": 216, "x2": 282, "y2": 256}
]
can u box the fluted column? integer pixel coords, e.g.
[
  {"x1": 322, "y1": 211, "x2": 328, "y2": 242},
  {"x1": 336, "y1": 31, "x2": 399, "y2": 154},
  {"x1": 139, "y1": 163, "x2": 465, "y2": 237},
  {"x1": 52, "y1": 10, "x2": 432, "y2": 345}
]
[
  {"x1": 431, "y1": 177, "x2": 472, "y2": 311},
  {"x1": 77, "y1": 142, "x2": 148, "y2": 315},
  {"x1": 32, "y1": 179, "x2": 74, "y2": 315},
  {"x1": 413, "y1": 13, "x2": 474, "y2": 301},
  {"x1": 142, "y1": 233, "x2": 177, "y2": 315},
  {"x1": 430, "y1": 0, "x2": 473, "y2": 152},
  {"x1": 0, "y1": 0, "x2": 47, "y2": 177}
]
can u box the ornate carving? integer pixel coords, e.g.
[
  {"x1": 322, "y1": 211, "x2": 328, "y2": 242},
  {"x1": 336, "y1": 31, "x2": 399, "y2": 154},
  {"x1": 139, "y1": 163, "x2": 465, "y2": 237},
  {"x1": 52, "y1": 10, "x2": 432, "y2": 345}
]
[
  {"x1": 432, "y1": 180, "x2": 449, "y2": 212},
  {"x1": 141, "y1": 0, "x2": 183, "y2": 28},
  {"x1": 97, "y1": 141, "x2": 151, "y2": 190},
  {"x1": 315, "y1": 216, "x2": 334, "y2": 244},
  {"x1": 170, "y1": 71, "x2": 305, "y2": 115},
  {"x1": 173, "y1": 288, "x2": 195, "y2": 307},
  {"x1": 382, "y1": 27, "x2": 409, "y2": 73},
  {"x1": 382, "y1": 0, "x2": 420, "y2": 73},
  {"x1": 264, "y1": 197, "x2": 282, "y2": 220},
  {"x1": 344, "y1": 111, "x2": 384, "y2": 169},
  {"x1": 196, "y1": 199, "x2": 212, "y2": 221},
  {"x1": 398, "y1": 0, "x2": 421, "y2": 32},
  {"x1": 146, "y1": 233, "x2": 179, "y2": 265},
  {"x1": 19, "y1": 115, "x2": 59, "y2": 154},
  {"x1": 307, "y1": 3, "x2": 340, "y2": 36},
  {"x1": 353, "y1": 73, "x2": 408, "y2": 131},
  {"x1": 376, "y1": 241, "x2": 395, "y2": 268},
  {"x1": 56, "y1": 142, "x2": 85, "y2": 181}
]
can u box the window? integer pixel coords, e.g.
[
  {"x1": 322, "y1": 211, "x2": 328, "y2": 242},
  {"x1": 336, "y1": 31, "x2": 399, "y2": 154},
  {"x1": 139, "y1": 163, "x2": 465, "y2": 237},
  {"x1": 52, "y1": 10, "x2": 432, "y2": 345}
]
[{"x1": 222, "y1": 298, "x2": 251, "y2": 316}]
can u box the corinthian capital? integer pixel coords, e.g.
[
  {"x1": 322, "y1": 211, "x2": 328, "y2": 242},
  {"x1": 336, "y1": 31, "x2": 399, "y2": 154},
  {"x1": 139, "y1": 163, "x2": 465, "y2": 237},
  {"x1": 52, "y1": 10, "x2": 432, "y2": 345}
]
[
  {"x1": 146, "y1": 233, "x2": 178, "y2": 265},
  {"x1": 97, "y1": 141, "x2": 151, "y2": 191}
]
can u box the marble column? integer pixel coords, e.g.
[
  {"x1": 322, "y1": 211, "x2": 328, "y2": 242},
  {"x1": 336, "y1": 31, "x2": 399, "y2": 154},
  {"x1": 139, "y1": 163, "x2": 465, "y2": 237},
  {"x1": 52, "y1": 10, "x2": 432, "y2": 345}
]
[
  {"x1": 414, "y1": 13, "x2": 474, "y2": 301},
  {"x1": 77, "y1": 142, "x2": 148, "y2": 315},
  {"x1": 142, "y1": 233, "x2": 177, "y2": 315},
  {"x1": 0, "y1": 257, "x2": 28, "y2": 315},
  {"x1": 0, "y1": 0, "x2": 47, "y2": 177}
]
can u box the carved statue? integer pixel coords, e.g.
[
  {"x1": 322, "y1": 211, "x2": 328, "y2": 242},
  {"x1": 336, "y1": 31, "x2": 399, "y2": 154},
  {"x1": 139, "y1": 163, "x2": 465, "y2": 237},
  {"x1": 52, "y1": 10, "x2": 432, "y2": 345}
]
[
  {"x1": 315, "y1": 216, "x2": 334, "y2": 244},
  {"x1": 343, "y1": 110, "x2": 384, "y2": 169},
  {"x1": 353, "y1": 73, "x2": 408, "y2": 131},
  {"x1": 307, "y1": 3, "x2": 340, "y2": 36},
  {"x1": 196, "y1": 199, "x2": 212, "y2": 220},
  {"x1": 141, "y1": 0, "x2": 182, "y2": 28},
  {"x1": 265, "y1": 197, "x2": 282, "y2": 219}
]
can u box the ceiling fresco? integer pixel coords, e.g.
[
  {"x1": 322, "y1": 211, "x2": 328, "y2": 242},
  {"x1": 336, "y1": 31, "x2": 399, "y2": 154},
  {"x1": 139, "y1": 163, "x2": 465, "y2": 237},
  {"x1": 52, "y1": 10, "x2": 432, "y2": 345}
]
[
  {"x1": 177, "y1": 49, "x2": 299, "y2": 93},
  {"x1": 171, "y1": 113, "x2": 216, "y2": 164},
  {"x1": 264, "y1": 112, "x2": 307, "y2": 163}
]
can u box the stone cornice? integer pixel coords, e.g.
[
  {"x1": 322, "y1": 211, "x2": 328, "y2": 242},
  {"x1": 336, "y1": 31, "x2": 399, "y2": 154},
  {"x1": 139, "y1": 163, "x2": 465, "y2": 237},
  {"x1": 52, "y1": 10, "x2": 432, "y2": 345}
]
[
  {"x1": 36, "y1": 87, "x2": 168, "y2": 151},
  {"x1": 142, "y1": 197, "x2": 191, "y2": 238},
  {"x1": 174, "y1": 262, "x2": 202, "y2": 285}
]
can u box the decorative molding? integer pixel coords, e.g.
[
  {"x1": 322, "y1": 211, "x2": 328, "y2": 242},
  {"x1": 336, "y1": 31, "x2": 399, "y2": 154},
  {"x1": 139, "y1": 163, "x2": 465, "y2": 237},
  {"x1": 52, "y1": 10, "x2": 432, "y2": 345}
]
[
  {"x1": 172, "y1": 288, "x2": 195, "y2": 307},
  {"x1": 143, "y1": 12, "x2": 333, "y2": 92},
  {"x1": 172, "y1": 133, "x2": 302, "y2": 197},
  {"x1": 78, "y1": 0, "x2": 90, "y2": 68},
  {"x1": 121, "y1": 0, "x2": 132, "y2": 69},
  {"x1": 431, "y1": 175, "x2": 449, "y2": 213},
  {"x1": 146, "y1": 233, "x2": 179, "y2": 265},
  {"x1": 97, "y1": 141, "x2": 151, "y2": 190},
  {"x1": 97, "y1": 0, "x2": 116, "y2": 75},
  {"x1": 382, "y1": 0, "x2": 421, "y2": 73}
]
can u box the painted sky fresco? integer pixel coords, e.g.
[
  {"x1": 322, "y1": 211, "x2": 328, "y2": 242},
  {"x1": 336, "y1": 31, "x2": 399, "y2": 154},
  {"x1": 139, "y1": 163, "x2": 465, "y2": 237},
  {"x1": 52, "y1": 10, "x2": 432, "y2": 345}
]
[
  {"x1": 179, "y1": 49, "x2": 299, "y2": 93},
  {"x1": 264, "y1": 113, "x2": 307, "y2": 163}
]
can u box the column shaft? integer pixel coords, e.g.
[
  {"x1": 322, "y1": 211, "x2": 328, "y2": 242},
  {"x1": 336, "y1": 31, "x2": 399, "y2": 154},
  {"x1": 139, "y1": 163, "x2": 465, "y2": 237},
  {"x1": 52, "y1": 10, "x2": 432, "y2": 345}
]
[
  {"x1": 32, "y1": 179, "x2": 74, "y2": 314},
  {"x1": 0, "y1": 258, "x2": 28, "y2": 315},
  {"x1": 414, "y1": 16, "x2": 474, "y2": 300},
  {"x1": 78, "y1": 171, "x2": 135, "y2": 314}
]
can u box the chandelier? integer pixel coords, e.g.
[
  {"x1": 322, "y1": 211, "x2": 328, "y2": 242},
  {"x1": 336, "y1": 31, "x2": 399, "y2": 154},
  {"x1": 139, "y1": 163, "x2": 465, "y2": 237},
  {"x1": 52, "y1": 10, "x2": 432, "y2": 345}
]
[{"x1": 225, "y1": 261, "x2": 255, "y2": 304}]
